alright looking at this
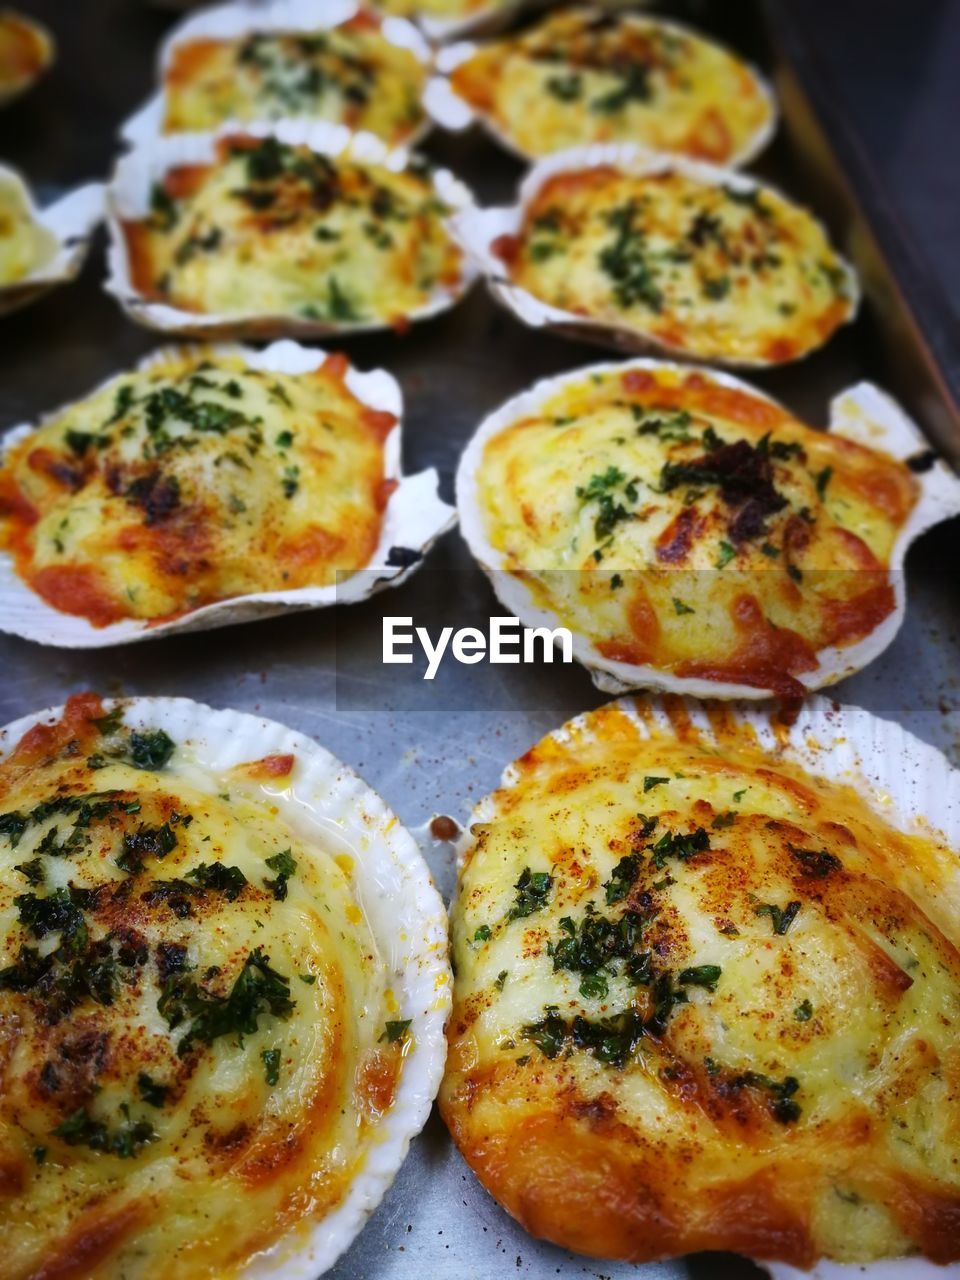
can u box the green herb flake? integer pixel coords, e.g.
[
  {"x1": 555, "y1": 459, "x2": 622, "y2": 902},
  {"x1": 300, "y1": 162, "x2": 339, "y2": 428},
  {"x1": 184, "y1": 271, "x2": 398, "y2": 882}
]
[
  {"x1": 672, "y1": 597, "x2": 695, "y2": 615},
  {"x1": 755, "y1": 900, "x2": 802, "y2": 936},
  {"x1": 381, "y1": 1018, "x2": 412, "y2": 1043},
  {"x1": 794, "y1": 998, "x2": 813, "y2": 1022},
  {"x1": 509, "y1": 867, "x2": 553, "y2": 920},
  {"x1": 264, "y1": 848, "x2": 297, "y2": 901},
  {"x1": 716, "y1": 540, "x2": 736, "y2": 569},
  {"x1": 137, "y1": 1072, "x2": 169, "y2": 1108},
  {"x1": 261, "y1": 1047, "x2": 281, "y2": 1087},
  {"x1": 677, "y1": 964, "x2": 722, "y2": 991}
]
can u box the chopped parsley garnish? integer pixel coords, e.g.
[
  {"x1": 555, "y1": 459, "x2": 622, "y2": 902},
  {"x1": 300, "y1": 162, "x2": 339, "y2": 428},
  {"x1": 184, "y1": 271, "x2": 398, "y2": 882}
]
[
  {"x1": 794, "y1": 998, "x2": 813, "y2": 1022},
  {"x1": 576, "y1": 466, "x2": 638, "y2": 542},
  {"x1": 13, "y1": 858, "x2": 45, "y2": 886},
  {"x1": 604, "y1": 854, "x2": 642, "y2": 905},
  {"x1": 381, "y1": 1018, "x2": 411, "y2": 1043},
  {"x1": 494, "y1": 970, "x2": 508, "y2": 992},
  {"x1": 597, "y1": 199, "x2": 663, "y2": 312},
  {"x1": 158, "y1": 947, "x2": 295, "y2": 1057},
  {"x1": 672, "y1": 597, "x2": 695, "y2": 615},
  {"x1": 261, "y1": 1047, "x2": 281, "y2": 1086},
  {"x1": 677, "y1": 964, "x2": 722, "y2": 991},
  {"x1": 591, "y1": 63, "x2": 652, "y2": 113},
  {"x1": 116, "y1": 822, "x2": 177, "y2": 874},
  {"x1": 473, "y1": 924, "x2": 492, "y2": 943},
  {"x1": 712, "y1": 812, "x2": 736, "y2": 829},
  {"x1": 545, "y1": 72, "x2": 582, "y2": 101},
  {"x1": 137, "y1": 1072, "x2": 169, "y2": 1108},
  {"x1": 649, "y1": 826, "x2": 710, "y2": 869},
  {"x1": 52, "y1": 1106, "x2": 157, "y2": 1158},
  {"x1": 186, "y1": 862, "x2": 248, "y2": 900},
  {"x1": 814, "y1": 465, "x2": 833, "y2": 499},
  {"x1": 702, "y1": 274, "x2": 731, "y2": 301},
  {"x1": 130, "y1": 730, "x2": 176, "y2": 771},
  {"x1": 509, "y1": 867, "x2": 553, "y2": 920},
  {"x1": 716, "y1": 540, "x2": 736, "y2": 569},
  {"x1": 643, "y1": 775, "x2": 669, "y2": 793},
  {"x1": 263, "y1": 849, "x2": 297, "y2": 901},
  {"x1": 788, "y1": 844, "x2": 842, "y2": 877},
  {"x1": 755, "y1": 900, "x2": 801, "y2": 936}
]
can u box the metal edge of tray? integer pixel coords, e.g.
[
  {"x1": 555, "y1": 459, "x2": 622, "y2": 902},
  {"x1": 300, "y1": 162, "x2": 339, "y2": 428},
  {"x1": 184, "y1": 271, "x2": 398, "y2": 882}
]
[{"x1": 762, "y1": 0, "x2": 960, "y2": 468}]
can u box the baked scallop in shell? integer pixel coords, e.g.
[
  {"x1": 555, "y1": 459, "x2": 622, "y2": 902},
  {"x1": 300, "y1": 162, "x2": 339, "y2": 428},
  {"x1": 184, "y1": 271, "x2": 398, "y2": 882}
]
[
  {"x1": 440, "y1": 695, "x2": 960, "y2": 1270},
  {"x1": 0, "y1": 340, "x2": 453, "y2": 646},
  {"x1": 106, "y1": 122, "x2": 476, "y2": 339},
  {"x1": 440, "y1": 8, "x2": 776, "y2": 165},
  {"x1": 451, "y1": 147, "x2": 857, "y2": 367},
  {"x1": 456, "y1": 359, "x2": 960, "y2": 698},
  {"x1": 122, "y1": 0, "x2": 438, "y2": 150},
  {"x1": 0, "y1": 693, "x2": 449, "y2": 1279}
]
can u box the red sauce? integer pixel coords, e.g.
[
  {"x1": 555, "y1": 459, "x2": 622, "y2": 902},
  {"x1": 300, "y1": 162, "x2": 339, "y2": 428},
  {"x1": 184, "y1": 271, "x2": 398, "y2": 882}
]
[
  {"x1": 30, "y1": 566, "x2": 128, "y2": 628},
  {"x1": 491, "y1": 233, "x2": 520, "y2": 265}
]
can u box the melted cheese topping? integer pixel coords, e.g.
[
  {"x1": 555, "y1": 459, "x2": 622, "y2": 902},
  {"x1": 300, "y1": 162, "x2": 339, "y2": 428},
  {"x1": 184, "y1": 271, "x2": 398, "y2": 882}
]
[
  {"x1": 451, "y1": 9, "x2": 772, "y2": 163},
  {"x1": 0, "y1": 694, "x2": 405, "y2": 1280},
  {"x1": 163, "y1": 14, "x2": 428, "y2": 146},
  {"x1": 440, "y1": 698, "x2": 960, "y2": 1268},
  {"x1": 498, "y1": 165, "x2": 854, "y2": 364},
  {"x1": 0, "y1": 349, "x2": 396, "y2": 626},
  {"x1": 122, "y1": 134, "x2": 462, "y2": 325},
  {"x1": 0, "y1": 179, "x2": 56, "y2": 284},
  {"x1": 0, "y1": 13, "x2": 48, "y2": 95},
  {"x1": 469, "y1": 365, "x2": 918, "y2": 695}
]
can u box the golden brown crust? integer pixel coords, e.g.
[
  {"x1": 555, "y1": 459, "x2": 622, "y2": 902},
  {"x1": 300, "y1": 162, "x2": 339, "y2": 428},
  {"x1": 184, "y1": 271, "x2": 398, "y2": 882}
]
[{"x1": 440, "y1": 698, "x2": 960, "y2": 1267}]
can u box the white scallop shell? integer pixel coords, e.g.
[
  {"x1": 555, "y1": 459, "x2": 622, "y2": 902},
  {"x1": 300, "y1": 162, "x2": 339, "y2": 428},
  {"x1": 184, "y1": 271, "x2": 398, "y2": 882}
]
[
  {"x1": 400, "y1": 0, "x2": 525, "y2": 46},
  {"x1": 121, "y1": 0, "x2": 438, "y2": 148},
  {"x1": 0, "y1": 338, "x2": 456, "y2": 648},
  {"x1": 0, "y1": 165, "x2": 104, "y2": 317},
  {"x1": 449, "y1": 145, "x2": 859, "y2": 368},
  {"x1": 0, "y1": 695, "x2": 451, "y2": 1280},
  {"x1": 104, "y1": 120, "x2": 478, "y2": 338},
  {"x1": 429, "y1": 12, "x2": 778, "y2": 168},
  {"x1": 457, "y1": 692, "x2": 960, "y2": 1275},
  {"x1": 455, "y1": 356, "x2": 960, "y2": 700}
]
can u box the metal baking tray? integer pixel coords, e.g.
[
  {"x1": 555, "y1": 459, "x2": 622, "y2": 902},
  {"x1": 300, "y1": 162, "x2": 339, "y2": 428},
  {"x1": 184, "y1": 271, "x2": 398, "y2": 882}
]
[{"x1": 1, "y1": 1, "x2": 958, "y2": 1276}]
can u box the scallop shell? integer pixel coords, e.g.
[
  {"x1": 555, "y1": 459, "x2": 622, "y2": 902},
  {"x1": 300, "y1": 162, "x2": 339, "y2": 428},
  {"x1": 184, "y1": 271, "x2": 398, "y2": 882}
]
[
  {"x1": 0, "y1": 165, "x2": 103, "y2": 317},
  {"x1": 455, "y1": 356, "x2": 960, "y2": 700},
  {"x1": 429, "y1": 13, "x2": 778, "y2": 168},
  {"x1": 0, "y1": 694, "x2": 451, "y2": 1280},
  {"x1": 0, "y1": 11, "x2": 54, "y2": 106},
  {"x1": 398, "y1": 0, "x2": 525, "y2": 46},
  {"x1": 456, "y1": 691, "x2": 960, "y2": 1275},
  {"x1": 449, "y1": 145, "x2": 859, "y2": 369},
  {"x1": 121, "y1": 0, "x2": 438, "y2": 149},
  {"x1": 104, "y1": 120, "x2": 478, "y2": 339},
  {"x1": 0, "y1": 338, "x2": 456, "y2": 648}
]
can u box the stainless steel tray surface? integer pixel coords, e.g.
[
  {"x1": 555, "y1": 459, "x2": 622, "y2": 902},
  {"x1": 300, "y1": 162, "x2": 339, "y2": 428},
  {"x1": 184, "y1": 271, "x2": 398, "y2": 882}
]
[{"x1": 1, "y1": 2, "x2": 959, "y2": 1277}]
